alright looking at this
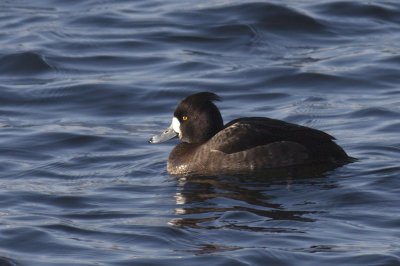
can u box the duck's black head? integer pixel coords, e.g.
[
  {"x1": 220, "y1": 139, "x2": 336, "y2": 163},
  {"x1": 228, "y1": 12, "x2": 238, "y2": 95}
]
[{"x1": 149, "y1": 92, "x2": 223, "y2": 144}]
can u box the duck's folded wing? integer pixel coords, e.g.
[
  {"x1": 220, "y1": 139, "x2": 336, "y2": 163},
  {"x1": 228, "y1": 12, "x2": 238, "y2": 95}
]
[{"x1": 209, "y1": 117, "x2": 335, "y2": 154}]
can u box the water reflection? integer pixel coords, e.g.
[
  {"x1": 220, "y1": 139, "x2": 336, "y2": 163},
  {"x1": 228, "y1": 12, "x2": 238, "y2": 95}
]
[{"x1": 169, "y1": 166, "x2": 338, "y2": 231}]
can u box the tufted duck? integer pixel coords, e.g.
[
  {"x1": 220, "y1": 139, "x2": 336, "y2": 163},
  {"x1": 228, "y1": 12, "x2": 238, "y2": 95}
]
[{"x1": 149, "y1": 92, "x2": 353, "y2": 176}]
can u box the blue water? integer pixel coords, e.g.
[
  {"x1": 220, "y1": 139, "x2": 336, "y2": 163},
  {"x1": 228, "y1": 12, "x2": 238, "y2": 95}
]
[{"x1": 0, "y1": 1, "x2": 399, "y2": 265}]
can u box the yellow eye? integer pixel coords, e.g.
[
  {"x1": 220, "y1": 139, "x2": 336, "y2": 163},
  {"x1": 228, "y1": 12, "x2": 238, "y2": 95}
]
[{"x1": 182, "y1": 116, "x2": 188, "y2": 121}]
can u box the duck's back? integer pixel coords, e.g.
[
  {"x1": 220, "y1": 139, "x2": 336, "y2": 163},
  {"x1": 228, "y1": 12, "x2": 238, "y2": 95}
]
[{"x1": 212, "y1": 117, "x2": 349, "y2": 159}]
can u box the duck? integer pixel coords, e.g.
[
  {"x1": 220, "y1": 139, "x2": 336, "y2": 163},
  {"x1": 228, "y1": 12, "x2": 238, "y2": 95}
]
[{"x1": 149, "y1": 92, "x2": 353, "y2": 176}]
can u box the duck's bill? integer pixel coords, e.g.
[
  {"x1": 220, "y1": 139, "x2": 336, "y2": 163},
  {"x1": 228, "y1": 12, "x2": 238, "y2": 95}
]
[{"x1": 149, "y1": 125, "x2": 178, "y2": 144}]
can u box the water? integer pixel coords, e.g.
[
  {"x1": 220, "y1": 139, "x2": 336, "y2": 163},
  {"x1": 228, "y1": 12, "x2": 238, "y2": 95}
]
[{"x1": 0, "y1": 0, "x2": 399, "y2": 265}]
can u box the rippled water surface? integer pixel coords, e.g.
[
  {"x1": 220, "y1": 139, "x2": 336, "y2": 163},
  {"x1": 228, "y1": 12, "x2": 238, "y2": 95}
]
[{"x1": 1, "y1": 1, "x2": 400, "y2": 265}]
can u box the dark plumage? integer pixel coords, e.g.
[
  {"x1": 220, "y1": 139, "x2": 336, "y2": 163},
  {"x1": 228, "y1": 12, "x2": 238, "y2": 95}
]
[{"x1": 149, "y1": 92, "x2": 353, "y2": 176}]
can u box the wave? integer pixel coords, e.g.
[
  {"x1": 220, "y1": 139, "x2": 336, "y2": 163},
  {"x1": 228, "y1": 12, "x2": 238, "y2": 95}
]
[{"x1": 0, "y1": 52, "x2": 53, "y2": 75}]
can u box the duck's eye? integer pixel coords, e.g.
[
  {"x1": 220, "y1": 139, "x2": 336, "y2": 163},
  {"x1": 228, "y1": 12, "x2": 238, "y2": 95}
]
[{"x1": 182, "y1": 116, "x2": 188, "y2": 121}]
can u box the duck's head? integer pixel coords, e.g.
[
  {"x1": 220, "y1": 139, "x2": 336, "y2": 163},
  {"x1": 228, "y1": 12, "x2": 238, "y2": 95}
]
[{"x1": 149, "y1": 92, "x2": 223, "y2": 144}]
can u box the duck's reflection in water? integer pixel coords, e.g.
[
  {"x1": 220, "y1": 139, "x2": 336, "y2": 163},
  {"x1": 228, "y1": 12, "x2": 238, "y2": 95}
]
[{"x1": 169, "y1": 164, "x2": 341, "y2": 232}]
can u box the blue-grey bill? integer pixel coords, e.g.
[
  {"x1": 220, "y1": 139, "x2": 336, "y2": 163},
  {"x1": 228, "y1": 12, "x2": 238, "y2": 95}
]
[{"x1": 149, "y1": 125, "x2": 178, "y2": 144}]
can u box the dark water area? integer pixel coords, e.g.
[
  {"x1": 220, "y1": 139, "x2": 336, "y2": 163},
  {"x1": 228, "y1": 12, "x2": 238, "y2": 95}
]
[{"x1": 0, "y1": 0, "x2": 399, "y2": 265}]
